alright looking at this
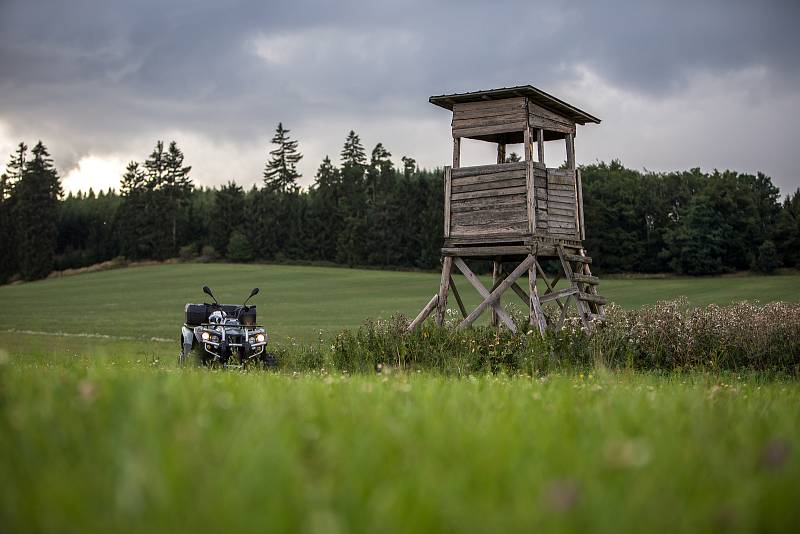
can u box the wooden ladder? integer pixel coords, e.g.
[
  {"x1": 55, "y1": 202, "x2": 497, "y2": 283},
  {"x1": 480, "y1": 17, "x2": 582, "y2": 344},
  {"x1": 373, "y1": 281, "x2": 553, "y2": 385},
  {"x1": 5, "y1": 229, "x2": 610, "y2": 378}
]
[{"x1": 557, "y1": 245, "x2": 607, "y2": 329}]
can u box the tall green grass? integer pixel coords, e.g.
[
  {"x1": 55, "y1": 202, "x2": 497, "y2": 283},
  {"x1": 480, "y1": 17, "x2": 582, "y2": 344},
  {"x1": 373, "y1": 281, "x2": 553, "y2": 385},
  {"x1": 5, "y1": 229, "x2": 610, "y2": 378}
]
[{"x1": 1, "y1": 356, "x2": 798, "y2": 533}]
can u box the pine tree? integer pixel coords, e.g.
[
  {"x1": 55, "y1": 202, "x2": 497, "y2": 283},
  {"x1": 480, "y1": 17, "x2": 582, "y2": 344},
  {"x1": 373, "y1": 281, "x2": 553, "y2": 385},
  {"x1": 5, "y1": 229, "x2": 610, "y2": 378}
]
[
  {"x1": 0, "y1": 143, "x2": 27, "y2": 282},
  {"x1": 4, "y1": 142, "x2": 27, "y2": 189},
  {"x1": 116, "y1": 161, "x2": 148, "y2": 259},
  {"x1": 139, "y1": 140, "x2": 193, "y2": 258},
  {"x1": 367, "y1": 143, "x2": 392, "y2": 203},
  {"x1": 340, "y1": 131, "x2": 366, "y2": 168},
  {"x1": 142, "y1": 142, "x2": 170, "y2": 258},
  {"x1": 164, "y1": 141, "x2": 193, "y2": 251},
  {"x1": 144, "y1": 140, "x2": 168, "y2": 189},
  {"x1": 244, "y1": 186, "x2": 280, "y2": 260},
  {"x1": 14, "y1": 141, "x2": 62, "y2": 280},
  {"x1": 401, "y1": 156, "x2": 417, "y2": 177},
  {"x1": 263, "y1": 123, "x2": 302, "y2": 193},
  {"x1": 261, "y1": 124, "x2": 304, "y2": 257},
  {"x1": 209, "y1": 181, "x2": 245, "y2": 255},
  {"x1": 165, "y1": 141, "x2": 193, "y2": 193},
  {"x1": 337, "y1": 132, "x2": 368, "y2": 264},
  {"x1": 313, "y1": 156, "x2": 340, "y2": 190},
  {"x1": 120, "y1": 161, "x2": 146, "y2": 196},
  {"x1": 307, "y1": 156, "x2": 341, "y2": 261},
  {"x1": 370, "y1": 143, "x2": 393, "y2": 175}
]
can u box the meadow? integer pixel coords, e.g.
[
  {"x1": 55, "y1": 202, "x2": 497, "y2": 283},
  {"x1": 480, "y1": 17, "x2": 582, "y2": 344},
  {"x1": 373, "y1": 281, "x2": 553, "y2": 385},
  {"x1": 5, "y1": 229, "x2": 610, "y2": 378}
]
[
  {"x1": 1, "y1": 264, "x2": 799, "y2": 532},
  {"x1": 0, "y1": 262, "x2": 798, "y2": 345}
]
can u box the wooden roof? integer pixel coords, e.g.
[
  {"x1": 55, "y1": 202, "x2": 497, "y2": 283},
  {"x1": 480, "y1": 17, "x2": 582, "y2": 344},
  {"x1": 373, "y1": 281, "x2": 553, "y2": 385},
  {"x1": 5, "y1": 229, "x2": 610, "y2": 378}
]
[{"x1": 429, "y1": 85, "x2": 601, "y2": 125}]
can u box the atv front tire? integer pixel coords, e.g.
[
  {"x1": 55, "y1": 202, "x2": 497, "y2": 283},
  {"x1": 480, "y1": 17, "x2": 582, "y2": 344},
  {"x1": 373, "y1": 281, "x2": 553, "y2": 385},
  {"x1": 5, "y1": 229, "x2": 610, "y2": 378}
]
[
  {"x1": 179, "y1": 342, "x2": 213, "y2": 367},
  {"x1": 260, "y1": 352, "x2": 278, "y2": 368}
]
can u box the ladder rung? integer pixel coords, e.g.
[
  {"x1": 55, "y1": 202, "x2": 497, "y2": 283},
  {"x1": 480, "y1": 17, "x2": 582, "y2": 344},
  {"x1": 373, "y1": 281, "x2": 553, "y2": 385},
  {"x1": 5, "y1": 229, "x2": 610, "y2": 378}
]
[
  {"x1": 564, "y1": 254, "x2": 592, "y2": 264},
  {"x1": 540, "y1": 287, "x2": 578, "y2": 303},
  {"x1": 572, "y1": 274, "x2": 599, "y2": 285},
  {"x1": 578, "y1": 292, "x2": 607, "y2": 305}
]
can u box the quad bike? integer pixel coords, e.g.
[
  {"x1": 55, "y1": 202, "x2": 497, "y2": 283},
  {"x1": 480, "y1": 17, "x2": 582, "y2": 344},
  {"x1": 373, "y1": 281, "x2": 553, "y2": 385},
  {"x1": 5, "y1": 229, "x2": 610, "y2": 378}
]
[{"x1": 180, "y1": 285, "x2": 277, "y2": 368}]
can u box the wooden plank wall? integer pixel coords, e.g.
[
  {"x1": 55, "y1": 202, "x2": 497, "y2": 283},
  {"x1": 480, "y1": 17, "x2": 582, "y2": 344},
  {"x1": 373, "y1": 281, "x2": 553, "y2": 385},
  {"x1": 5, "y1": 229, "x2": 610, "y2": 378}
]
[
  {"x1": 528, "y1": 102, "x2": 576, "y2": 136},
  {"x1": 533, "y1": 164, "x2": 548, "y2": 234},
  {"x1": 449, "y1": 162, "x2": 528, "y2": 237},
  {"x1": 451, "y1": 97, "x2": 527, "y2": 139},
  {"x1": 545, "y1": 169, "x2": 578, "y2": 237}
]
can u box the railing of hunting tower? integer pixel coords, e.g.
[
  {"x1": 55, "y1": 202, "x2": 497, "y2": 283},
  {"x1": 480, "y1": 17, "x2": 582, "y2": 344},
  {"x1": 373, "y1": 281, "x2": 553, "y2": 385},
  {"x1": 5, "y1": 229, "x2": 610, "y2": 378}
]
[
  {"x1": 445, "y1": 161, "x2": 529, "y2": 239},
  {"x1": 444, "y1": 161, "x2": 581, "y2": 241}
]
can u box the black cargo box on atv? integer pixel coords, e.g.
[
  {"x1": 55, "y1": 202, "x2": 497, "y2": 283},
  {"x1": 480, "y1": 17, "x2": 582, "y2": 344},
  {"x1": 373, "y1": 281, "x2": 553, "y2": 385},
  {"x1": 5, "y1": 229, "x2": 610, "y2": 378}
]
[{"x1": 184, "y1": 304, "x2": 257, "y2": 326}]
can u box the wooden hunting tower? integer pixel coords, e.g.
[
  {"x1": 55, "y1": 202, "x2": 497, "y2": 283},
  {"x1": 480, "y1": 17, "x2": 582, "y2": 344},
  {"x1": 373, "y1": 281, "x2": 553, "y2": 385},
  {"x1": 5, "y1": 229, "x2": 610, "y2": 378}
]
[{"x1": 408, "y1": 85, "x2": 607, "y2": 334}]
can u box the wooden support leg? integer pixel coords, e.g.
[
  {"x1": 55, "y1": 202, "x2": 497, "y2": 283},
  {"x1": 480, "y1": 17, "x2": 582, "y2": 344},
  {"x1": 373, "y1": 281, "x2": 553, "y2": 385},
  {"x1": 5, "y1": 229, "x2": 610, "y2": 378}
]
[
  {"x1": 529, "y1": 259, "x2": 547, "y2": 335},
  {"x1": 407, "y1": 294, "x2": 439, "y2": 332},
  {"x1": 491, "y1": 260, "x2": 503, "y2": 327},
  {"x1": 436, "y1": 256, "x2": 453, "y2": 326}
]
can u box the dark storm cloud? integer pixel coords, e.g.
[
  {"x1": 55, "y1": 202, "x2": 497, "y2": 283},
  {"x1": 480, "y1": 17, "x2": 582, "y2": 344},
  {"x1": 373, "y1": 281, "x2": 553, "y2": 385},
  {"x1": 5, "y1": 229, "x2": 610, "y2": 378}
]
[{"x1": 0, "y1": 0, "x2": 798, "y2": 187}]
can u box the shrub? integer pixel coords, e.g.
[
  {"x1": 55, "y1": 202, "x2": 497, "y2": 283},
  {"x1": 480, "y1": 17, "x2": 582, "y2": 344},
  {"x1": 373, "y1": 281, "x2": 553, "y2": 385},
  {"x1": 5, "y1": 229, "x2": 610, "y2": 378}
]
[
  {"x1": 178, "y1": 244, "x2": 197, "y2": 261},
  {"x1": 316, "y1": 300, "x2": 800, "y2": 376},
  {"x1": 227, "y1": 231, "x2": 253, "y2": 262},
  {"x1": 329, "y1": 312, "x2": 590, "y2": 375},
  {"x1": 200, "y1": 245, "x2": 219, "y2": 261},
  {"x1": 752, "y1": 240, "x2": 780, "y2": 273},
  {"x1": 273, "y1": 340, "x2": 326, "y2": 372},
  {"x1": 596, "y1": 299, "x2": 800, "y2": 371}
]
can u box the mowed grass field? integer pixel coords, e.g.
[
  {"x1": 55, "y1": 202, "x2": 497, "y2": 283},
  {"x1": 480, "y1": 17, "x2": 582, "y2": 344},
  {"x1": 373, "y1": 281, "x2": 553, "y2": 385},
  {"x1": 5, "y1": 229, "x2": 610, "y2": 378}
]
[
  {"x1": 1, "y1": 264, "x2": 799, "y2": 532},
  {"x1": 0, "y1": 262, "x2": 798, "y2": 345}
]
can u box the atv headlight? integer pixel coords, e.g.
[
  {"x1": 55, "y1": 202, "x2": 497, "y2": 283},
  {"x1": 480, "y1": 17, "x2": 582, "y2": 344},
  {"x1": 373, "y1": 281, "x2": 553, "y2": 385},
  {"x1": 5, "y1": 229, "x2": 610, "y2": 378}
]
[
  {"x1": 255, "y1": 333, "x2": 265, "y2": 343},
  {"x1": 201, "y1": 331, "x2": 210, "y2": 341}
]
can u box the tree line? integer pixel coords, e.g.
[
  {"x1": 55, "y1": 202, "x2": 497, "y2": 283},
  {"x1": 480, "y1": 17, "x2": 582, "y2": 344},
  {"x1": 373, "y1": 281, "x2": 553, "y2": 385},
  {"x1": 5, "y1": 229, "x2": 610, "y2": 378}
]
[{"x1": 1, "y1": 125, "x2": 799, "y2": 283}]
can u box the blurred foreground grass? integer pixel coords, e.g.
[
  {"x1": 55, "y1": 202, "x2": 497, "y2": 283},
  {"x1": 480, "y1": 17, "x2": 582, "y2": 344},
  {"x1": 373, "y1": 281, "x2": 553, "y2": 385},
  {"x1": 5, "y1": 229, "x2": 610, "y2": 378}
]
[{"x1": 1, "y1": 354, "x2": 798, "y2": 533}]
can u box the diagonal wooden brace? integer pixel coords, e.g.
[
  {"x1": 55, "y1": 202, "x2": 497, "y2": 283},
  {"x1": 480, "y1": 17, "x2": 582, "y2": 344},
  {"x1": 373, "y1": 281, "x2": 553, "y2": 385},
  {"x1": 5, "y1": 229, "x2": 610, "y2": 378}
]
[
  {"x1": 407, "y1": 293, "x2": 439, "y2": 332},
  {"x1": 537, "y1": 261, "x2": 565, "y2": 311},
  {"x1": 454, "y1": 255, "x2": 536, "y2": 332},
  {"x1": 452, "y1": 257, "x2": 517, "y2": 331},
  {"x1": 449, "y1": 276, "x2": 468, "y2": 318}
]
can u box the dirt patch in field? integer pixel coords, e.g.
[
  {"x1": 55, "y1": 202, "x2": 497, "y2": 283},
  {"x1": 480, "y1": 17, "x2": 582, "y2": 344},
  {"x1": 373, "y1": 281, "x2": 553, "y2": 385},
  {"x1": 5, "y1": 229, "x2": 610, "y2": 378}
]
[{"x1": 45, "y1": 258, "x2": 180, "y2": 280}]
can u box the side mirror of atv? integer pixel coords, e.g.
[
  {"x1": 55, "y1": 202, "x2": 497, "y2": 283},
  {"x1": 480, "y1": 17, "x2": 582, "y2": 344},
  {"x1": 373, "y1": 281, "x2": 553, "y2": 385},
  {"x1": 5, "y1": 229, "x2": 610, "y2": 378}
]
[
  {"x1": 203, "y1": 285, "x2": 219, "y2": 304},
  {"x1": 243, "y1": 287, "x2": 259, "y2": 306}
]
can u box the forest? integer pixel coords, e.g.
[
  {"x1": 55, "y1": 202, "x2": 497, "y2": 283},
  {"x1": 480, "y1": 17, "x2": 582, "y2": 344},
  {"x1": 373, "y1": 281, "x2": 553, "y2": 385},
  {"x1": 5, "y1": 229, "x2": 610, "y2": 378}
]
[{"x1": 1, "y1": 124, "x2": 799, "y2": 283}]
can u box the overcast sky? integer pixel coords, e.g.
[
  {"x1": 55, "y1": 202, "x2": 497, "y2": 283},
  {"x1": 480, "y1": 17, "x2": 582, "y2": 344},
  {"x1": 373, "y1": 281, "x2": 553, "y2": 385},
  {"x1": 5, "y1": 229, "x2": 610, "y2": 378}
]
[{"x1": 1, "y1": 0, "x2": 799, "y2": 195}]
